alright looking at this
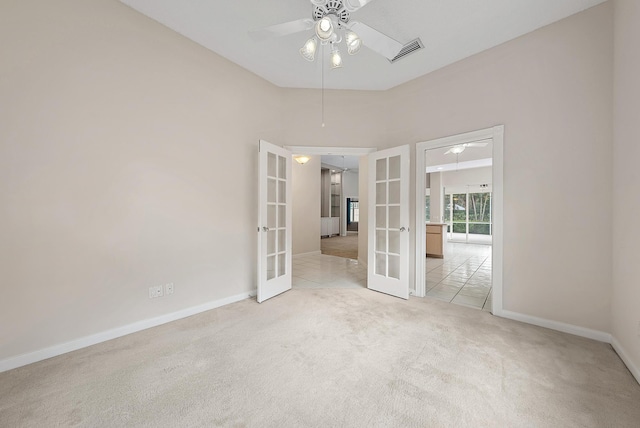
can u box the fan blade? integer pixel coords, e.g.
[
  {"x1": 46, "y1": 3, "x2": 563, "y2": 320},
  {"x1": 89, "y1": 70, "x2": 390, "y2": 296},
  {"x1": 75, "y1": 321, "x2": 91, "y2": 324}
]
[
  {"x1": 463, "y1": 138, "x2": 492, "y2": 148},
  {"x1": 444, "y1": 148, "x2": 454, "y2": 155},
  {"x1": 249, "y1": 18, "x2": 314, "y2": 42},
  {"x1": 343, "y1": 0, "x2": 376, "y2": 12},
  {"x1": 348, "y1": 21, "x2": 403, "y2": 60}
]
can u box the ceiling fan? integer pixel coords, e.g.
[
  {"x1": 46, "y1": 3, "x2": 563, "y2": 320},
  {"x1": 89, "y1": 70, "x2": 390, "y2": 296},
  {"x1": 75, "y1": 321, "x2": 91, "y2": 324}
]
[
  {"x1": 249, "y1": 0, "x2": 404, "y2": 67},
  {"x1": 444, "y1": 139, "x2": 491, "y2": 155}
]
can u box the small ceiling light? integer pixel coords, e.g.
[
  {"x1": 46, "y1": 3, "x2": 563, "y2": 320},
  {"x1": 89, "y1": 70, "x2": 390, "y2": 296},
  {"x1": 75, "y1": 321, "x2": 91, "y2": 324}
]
[
  {"x1": 330, "y1": 46, "x2": 343, "y2": 69},
  {"x1": 449, "y1": 146, "x2": 466, "y2": 155},
  {"x1": 300, "y1": 37, "x2": 317, "y2": 61},
  {"x1": 345, "y1": 31, "x2": 361, "y2": 55},
  {"x1": 294, "y1": 155, "x2": 311, "y2": 165},
  {"x1": 315, "y1": 17, "x2": 334, "y2": 41}
]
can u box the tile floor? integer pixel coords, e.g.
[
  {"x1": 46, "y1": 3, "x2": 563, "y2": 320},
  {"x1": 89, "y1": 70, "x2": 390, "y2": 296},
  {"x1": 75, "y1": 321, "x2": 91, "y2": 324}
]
[
  {"x1": 292, "y1": 253, "x2": 367, "y2": 289},
  {"x1": 293, "y1": 242, "x2": 492, "y2": 311},
  {"x1": 425, "y1": 242, "x2": 492, "y2": 311}
]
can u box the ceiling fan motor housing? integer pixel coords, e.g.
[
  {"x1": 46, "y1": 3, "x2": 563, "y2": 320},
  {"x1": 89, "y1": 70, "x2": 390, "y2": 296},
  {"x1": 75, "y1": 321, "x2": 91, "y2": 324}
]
[{"x1": 313, "y1": 0, "x2": 350, "y2": 25}]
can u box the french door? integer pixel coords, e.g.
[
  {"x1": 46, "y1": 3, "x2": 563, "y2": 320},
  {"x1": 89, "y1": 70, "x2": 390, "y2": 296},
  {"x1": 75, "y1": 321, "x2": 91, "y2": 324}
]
[
  {"x1": 368, "y1": 145, "x2": 410, "y2": 299},
  {"x1": 257, "y1": 140, "x2": 292, "y2": 303}
]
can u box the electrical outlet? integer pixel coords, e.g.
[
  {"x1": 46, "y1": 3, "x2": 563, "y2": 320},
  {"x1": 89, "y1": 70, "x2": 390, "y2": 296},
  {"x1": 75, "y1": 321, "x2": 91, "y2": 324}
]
[
  {"x1": 148, "y1": 285, "x2": 163, "y2": 299},
  {"x1": 165, "y1": 283, "x2": 174, "y2": 295}
]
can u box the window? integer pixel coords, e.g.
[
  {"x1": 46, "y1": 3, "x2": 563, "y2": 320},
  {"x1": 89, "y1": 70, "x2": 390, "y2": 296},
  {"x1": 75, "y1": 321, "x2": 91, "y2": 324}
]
[{"x1": 443, "y1": 188, "x2": 492, "y2": 241}]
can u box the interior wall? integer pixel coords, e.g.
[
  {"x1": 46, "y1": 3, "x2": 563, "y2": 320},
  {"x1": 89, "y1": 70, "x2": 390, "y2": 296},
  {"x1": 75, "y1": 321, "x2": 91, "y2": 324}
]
[
  {"x1": 387, "y1": 2, "x2": 614, "y2": 332},
  {"x1": 0, "y1": 0, "x2": 283, "y2": 361},
  {"x1": 442, "y1": 167, "x2": 493, "y2": 188},
  {"x1": 0, "y1": 0, "x2": 622, "y2": 366},
  {"x1": 292, "y1": 156, "x2": 321, "y2": 255},
  {"x1": 612, "y1": 0, "x2": 640, "y2": 374},
  {"x1": 281, "y1": 89, "x2": 388, "y2": 149},
  {"x1": 428, "y1": 172, "x2": 443, "y2": 223}
]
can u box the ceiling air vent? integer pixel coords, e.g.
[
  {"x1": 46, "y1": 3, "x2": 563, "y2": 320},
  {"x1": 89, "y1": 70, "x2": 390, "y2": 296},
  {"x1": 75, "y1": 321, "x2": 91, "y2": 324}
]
[{"x1": 390, "y1": 38, "x2": 424, "y2": 63}]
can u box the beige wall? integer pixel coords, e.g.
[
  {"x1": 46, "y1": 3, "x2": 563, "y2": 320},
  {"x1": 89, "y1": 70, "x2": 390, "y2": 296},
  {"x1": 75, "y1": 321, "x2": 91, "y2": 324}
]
[
  {"x1": 387, "y1": 2, "x2": 614, "y2": 332},
  {"x1": 442, "y1": 167, "x2": 493, "y2": 189},
  {"x1": 0, "y1": 0, "x2": 283, "y2": 361},
  {"x1": 0, "y1": 0, "x2": 626, "y2": 367},
  {"x1": 292, "y1": 156, "x2": 321, "y2": 255},
  {"x1": 612, "y1": 0, "x2": 640, "y2": 374},
  {"x1": 281, "y1": 89, "x2": 388, "y2": 149},
  {"x1": 333, "y1": 4, "x2": 614, "y2": 331}
]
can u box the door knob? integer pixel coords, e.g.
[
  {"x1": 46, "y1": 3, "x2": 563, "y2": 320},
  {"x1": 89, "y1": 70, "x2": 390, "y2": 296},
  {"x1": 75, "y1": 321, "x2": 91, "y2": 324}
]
[
  {"x1": 262, "y1": 226, "x2": 270, "y2": 232},
  {"x1": 400, "y1": 227, "x2": 406, "y2": 232}
]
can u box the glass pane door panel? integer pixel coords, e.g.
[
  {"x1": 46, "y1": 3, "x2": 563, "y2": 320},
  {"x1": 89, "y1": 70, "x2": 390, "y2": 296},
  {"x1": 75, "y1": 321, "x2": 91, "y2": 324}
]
[
  {"x1": 388, "y1": 231, "x2": 400, "y2": 254},
  {"x1": 277, "y1": 205, "x2": 286, "y2": 227},
  {"x1": 388, "y1": 181, "x2": 400, "y2": 204},
  {"x1": 388, "y1": 255, "x2": 400, "y2": 279},
  {"x1": 388, "y1": 206, "x2": 400, "y2": 229},
  {"x1": 376, "y1": 230, "x2": 387, "y2": 252},
  {"x1": 278, "y1": 155, "x2": 286, "y2": 179},
  {"x1": 375, "y1": 253, "x2": 386, "y2": 276},
  {"x1": 267, "y1": 179, "x2": 276, "y2": 203},
  {"x1": 267, "y1": 153, "x2": 277, "y2": 177},
  {"x1": 267, "y1": 256, "x2": 276, "y2": 280},
  {"x1": 277, "y1": 253, "x2": 285, "y2": 277},
  {"x1": 388, "y1": 156, "x2": 400, "y2": 180},
  {"x1": 376, "y1": 183, "x2": 387, "y2": 204},
  {"x1": 278, "y1": 181, "x2": 286, "y2": 203},
  {"x1": 376, "y1": 159, "x2": 387, "y2": 180},
  {"x1": 267, "y1": 231, "x2": 276, "y2": 255},
  {"x1": 278, "y1": 230, "x2": 286, "y2": 251},
  {"x1": 376, "y1": 206, "x2": 386, "y2": 228},
  {"x1": 267, "y1": 205, "x2": 276, "y2": 229}
]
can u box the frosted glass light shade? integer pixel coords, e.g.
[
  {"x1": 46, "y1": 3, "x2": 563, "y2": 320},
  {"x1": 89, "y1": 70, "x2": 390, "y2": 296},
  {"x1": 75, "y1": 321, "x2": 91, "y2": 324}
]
[
  {"x1": 294, "y1": 155, "x2": 311, "y2": 165},
  {"x1": 346, "y1": 31, "x2": 361, "y2": 55},
  {"x1": 300, "y1": 37, "x2": 317, "y2": 61},
  {"x1": 315, "y1": 17, "x2": 334, "y2": 41},
  {"x1": 330, "y1": 48, "x2": 343, "y2": 69},
  {"x1": 449, "y1": 146, "x2": 466, "y2": 154}
]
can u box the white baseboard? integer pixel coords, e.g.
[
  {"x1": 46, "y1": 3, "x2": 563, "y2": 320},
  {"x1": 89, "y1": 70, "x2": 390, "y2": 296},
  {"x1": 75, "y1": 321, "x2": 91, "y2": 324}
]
[
  {"x1": 0, "y1": 292, "x2": 253, "y2": 374},
  {"x1": 611, "y1": 336, "x2": 640, "y2": 385},
  {"x1": 497, "y1": 309, "x2": 612, "y2": 343},
  {"x1": 293, "y1": 250, "x2": 321, "y2": 258}
]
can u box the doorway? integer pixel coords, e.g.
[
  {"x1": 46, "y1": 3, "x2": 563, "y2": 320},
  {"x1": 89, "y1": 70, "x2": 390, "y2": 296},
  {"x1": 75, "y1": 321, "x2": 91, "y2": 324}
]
[
  {"x1": 288, "y1": 146, "x2": 375, "y2": 291},
  {"x1": 320, "y1": 154, "x2": 360, "y2": 260},
  {"x1": 415, "y1": 126, "x2": 504, "y2": 314}
]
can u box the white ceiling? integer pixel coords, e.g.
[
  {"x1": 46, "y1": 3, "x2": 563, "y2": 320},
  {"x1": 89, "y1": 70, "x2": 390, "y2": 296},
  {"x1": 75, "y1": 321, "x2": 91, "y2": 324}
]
[
  {"x1": 322, "y1": 155, "x2": 360, "y2": 171},
  {"x1": 120, "y1": 0, "x2": 605, "y2": 91}
]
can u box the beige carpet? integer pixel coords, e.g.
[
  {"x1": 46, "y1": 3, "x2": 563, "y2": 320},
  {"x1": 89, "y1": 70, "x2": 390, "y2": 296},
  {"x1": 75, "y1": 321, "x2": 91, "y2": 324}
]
[
  {"x1": 1, "y1": 289, "x2": 639, "y2": 427},
  {"x1": 321, "y1": 234, "x2": 358, "y2": 260}
]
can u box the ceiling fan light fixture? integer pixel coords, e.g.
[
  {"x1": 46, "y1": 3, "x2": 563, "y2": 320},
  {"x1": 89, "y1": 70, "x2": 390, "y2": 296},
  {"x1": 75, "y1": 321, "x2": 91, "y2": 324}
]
[
  {"x1": 300, "y1": 37, "x2": 317, "y2": 61},
  {"x1": 449, "y1": 146, "x2": 466, "y2": 155},
  {"x1": 330, "y1": 46, "x2": 343, "y2": 69},
  {"x1": 346, "y1": 31, "x2": 361, "y2": 55},
  {"x1": 315, "y1": 16, "x2": 334, "y2": 41}
]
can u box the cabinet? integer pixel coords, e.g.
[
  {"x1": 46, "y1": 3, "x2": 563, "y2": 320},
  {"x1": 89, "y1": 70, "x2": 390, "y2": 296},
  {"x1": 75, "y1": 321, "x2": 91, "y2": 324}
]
[
  {"x1": 426, "y1": 223, "x2": 447, "y2": 258},
  {"x1": 321, "y1": 217, "x2": 340, "y2": 237}
]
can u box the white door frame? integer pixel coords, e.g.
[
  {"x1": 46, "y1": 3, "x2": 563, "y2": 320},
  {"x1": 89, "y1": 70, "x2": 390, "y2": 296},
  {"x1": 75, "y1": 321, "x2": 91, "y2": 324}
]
[{"x1": 414, "y1": 126, "x2": 504, "y2": 315}]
